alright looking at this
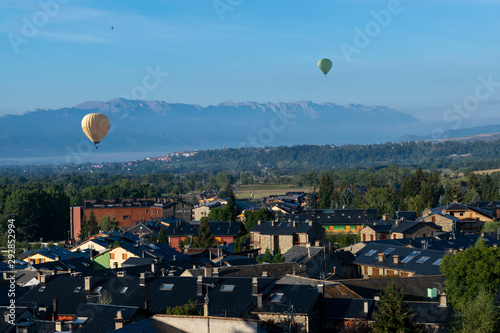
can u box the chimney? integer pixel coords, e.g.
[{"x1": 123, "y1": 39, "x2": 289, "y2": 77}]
[
  {"x1": 308, "y1": 220, "x2": 313, "y2": 226},
  {"x1": 213, "y1": 267, "x2": 219, "y2": 277},
  {"x1": 439, "y1": 293, "x2": 447, "y2": 307},
  {"x1": 292, "y1": 268, "x2": 296, "y2": 275},
  {"x1": 258, "y1": 220, "x2": 261, "y2": 225},
  {"x1": 68, "y1": 322, "x2": 74, "y2": 332},
  {"x1": 363, "y1": 300, "x2": 369, "y2": 314},
  {"x1": 378, "y1": 253, "x2": 385, "y2": 262},
  {"x1": 315, "y1": 240, "x2": 320, "y2": 247},
  {"x1": 383, "y1": 214, "x2": 389, "y2": 221},
  {"x1": 168, "y1": 270, "x2": 174, "y2": 276},
  {"x1": 317, "y1": 284, "x2": 324, "y2": 294},
  {"x1": 52, "y1": 299, "x2": 58, "y2": 321},
  {"x1": 262, "y1": 271, "x2": 268, "y2": 278},
  {"x1": 293, "y1": 221, "x2": 296, "y2": 227},
  {"x1": 252, "y1": 277, "x2": 258, "y2": 295},
  {"x1": 374, "y1": 294, "x2": 380, "y2": 301},
  {"x1": 55, "y1": 321, "x2": 62, "y2": 332},
  {"x1": 84, "y1": 276, "x2": 92, "y2": 291},
  {"x1": 55, "y1": 255, "x2": 60, "y2": 261},
  {"x1": 307, "y1": 243, "x2": 311, "y2": 258},
  {"x1": 204, "y1": 267, "x2": 212, "y2": 277},
  {"x1": 39, "y1": 274, "x2": 46, "y2": 284},
  {"x1": 257, "y1": 294, "x2": 263, "y2": 308},
  {"x1": 151, "y1": 261, "x2": 157, "y2": 274},
  {"x1": 271, "y1": 220, "x2": 275, "y2": 227},
  {"x1": 115, "y1": 310, "x2": 126, "y2": 330},
  {"x1": 197, "y1": 276, "x2": 203, "y2": 296},
  {"x1": 173, "y1": 255, "x2": 177, "y2": 261},
  {"x1": 144, "y1": 300, "x2": 149, "y2": 311},
  {"x1": 204, "y1": 301, "x2": 209, "y2": 317},
  {"x1": 393, "y1": 255, "x2": 399, "y2": 264},
  {"x1": 140, "y1": 273, "x2": 146, "y2": 286}
]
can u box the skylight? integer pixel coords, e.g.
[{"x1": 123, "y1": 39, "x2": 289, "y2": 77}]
[
  {"x1": 95, "y1": 286, "x2": 102, "y2": 293},
  {"x1": 221, "y1": 285, "x2": 235, "y2": 292},
  {"x1": 416, "y1": 256, "x2": 430, "y2": 264},
  {"x1": 74, "y1": 287, "x2": 82, "y2": 293},
  {"x1": 68, "y1": 264, "x2": 76, "y2": 269},
  {"x1": 382, "y1": 248, "x2": 395, "y2": 255},
  {"x1": 39, "y1": 286, "x2": 46, "y2": 292},
  {"x1": 120, "y1": 287, "x2": 129, "y2": 293},
  {"x1": 270, "y1": 293, "x2": 284, "y2": 302},
  {"x1": 161, "y1": 283, "x2": 175, "y2": 291},
  {"x1": 56, "y1": 266, "x2": 63, "y2": 271},
  {"x1": 401, "y1": 251, "x2": 421, "y2": 263},
  {"x1": 432, "y1": 258, "x2": 442, "y2": 266},
  {"x1": 365, "y1": 250, "x2": 377, "y2": 256}
]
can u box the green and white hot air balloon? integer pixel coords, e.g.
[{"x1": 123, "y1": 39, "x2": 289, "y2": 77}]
[{"x1": 318, "y1": 58, "x2": 332, "y2": 77}]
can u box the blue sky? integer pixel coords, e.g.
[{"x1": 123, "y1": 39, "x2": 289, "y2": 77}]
[{"x1": 1, "y1": 0, "x2": 500, "y2": 128}]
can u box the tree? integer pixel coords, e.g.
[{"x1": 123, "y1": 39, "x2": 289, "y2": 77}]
[
  {"x1": 272, "y1": 247, "x2": 285, "y2": 263},
  {"x1": 372, "y1": 283, "x2": 419, "y2": 333},
  {"x1": 166, "y1": 300, "x2": 201, "y2": 316},
  {"x1": 441, "y1": 244, "x2": 500, "y2": 308},
  {"x1": 452, "y1": 288, "x2": 500, "y2": 333},
  {"x1": 338, "y1": 187, "x2": 355, "y2": 209},
  {"x1": 158, "y1": 226, "x2": 168, "y2": 244},
  {"x1": 149, "y1": 233, "x2": 157, "y2": 244},
  {"x1": 318, "y1": 174, "x2": 334, "y2": 209},
  {"x1": 243, "y1": 208, "x2": 274, "y2": 233},
  {"x1": 99, "y1": 215, "x2": 117, "y2": 232},
  {"x1": 194, "y1": 217, "x2": 215, "y2": 248},
  {"x1": 257, "y1": 248, "x2": 272, "y2": 264}
]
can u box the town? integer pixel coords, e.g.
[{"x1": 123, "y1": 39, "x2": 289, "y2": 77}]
[{"x1": 1, "y1": 170, "x2": 499, "y2": 332}]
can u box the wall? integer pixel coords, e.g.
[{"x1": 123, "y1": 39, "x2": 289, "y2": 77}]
[
  {"x1": 420, "y1": 215, "x2": 455, "y2": 232},
  {"x1": 255, "y1": 313, "x2": 310, "y2": 333},
  {"x1": 93, "y1": 251, "x2": 110, "y2": 269},
  {"x1": 154, "y1": 315, "x2": 267, "y2": 333},
  {"x1": 193, "y1": 206, "x2": 210, "y2": 221},
  {"x1": 86, "y1": 207, "x2": 151, "y2": 229},
  {"x1": 110, "y1": 247, "x2": 139, "y2": 269},
  {"x1": 70, "y1": 206, "x2": 83, "y2": 241}
]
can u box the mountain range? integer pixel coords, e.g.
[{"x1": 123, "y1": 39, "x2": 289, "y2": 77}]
[{"x1": 0, "y1": 99, "x2": 419, "y2": 162}]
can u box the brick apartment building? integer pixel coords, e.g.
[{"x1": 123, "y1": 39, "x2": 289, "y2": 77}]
[{"x1": 70, "y1": 198, "x2": 192, "y2": 241}]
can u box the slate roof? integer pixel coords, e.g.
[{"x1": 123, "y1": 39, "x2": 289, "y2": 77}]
[
  {"x1": 429, "y1": 202, "x2": 495, "y2": 219},
  {"x1": 73, "y1": 303, "x2": 146, "y2": 333},
  {"x1": 408, "y1": 301, "x2": 451, "y2": 325},
  {"x1": 323, "y1": 298, "x2": 374, "y2": 319},
  {"x1": 252, "y1": 284, "x2": 320, "y2": 315},
  {"x1": 125, "y1": 223, "x2": 153, "y2": 235},
  {"x1": 220, "y1": 255, "x2": 258, "y2": 266},
  {"x1": 182, "y1": 263, "x2": 306, "y2": 279},
  {"x1": 340, "y1": 275, "x2": 446, "y2": 301},
  {"x1": 18, "y1": 246, "x2": 76, "y2": 261},
  {"x1": 288, "y1": 208, "x2": 377, "y2": 226},
  {"x1": 250, "y1": 221, "x2": 318, "y2": 235},
  {"x1": 166, "y1": 221, "x2": 243, "y2": 237},
  {"x1": 32, "y1": 257, "x2": 93, "y2": 273},
  {"x1": 117, "y1": 242, "x2": 188, "y2": 262},
  {"x1": 276, "y1": 275, "x2": 361, "y2": 299},
  {"x1": 396, "y1": 211, "x2": 417, "y2": 220},
  {"x1": 283, "y1": 246, "x2": 324, "y2": 265},
  {"x1": 353, "y1": 243, "x2": 445, "y2": 276},
  {"x1": 17, "y1": 274, "x2": 275, "y2": 318},
  {"x1": 367, "y1": 220, "x2": 441, "y2": 234}
]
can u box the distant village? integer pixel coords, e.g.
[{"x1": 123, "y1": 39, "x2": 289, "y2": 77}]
[{"x1": 2, "y1": 188, "x2": 500, "y2": 333}]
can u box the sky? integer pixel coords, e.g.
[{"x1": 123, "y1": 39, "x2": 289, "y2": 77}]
[{"x1": 1, "y1": 0, "x2": 500, "y2": 128}]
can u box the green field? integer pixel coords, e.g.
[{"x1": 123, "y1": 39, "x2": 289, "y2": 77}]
[{"x1": 235, "y1": 184, "x2": 314, "y2": 199}]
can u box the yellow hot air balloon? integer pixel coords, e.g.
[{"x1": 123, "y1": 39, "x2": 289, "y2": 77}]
[
  {"x1": 318, "y1": 58, "x2": 333, "y2": 77},
  {"x1": 81, "y1": 113, "x2": 110, "y2": 149}
]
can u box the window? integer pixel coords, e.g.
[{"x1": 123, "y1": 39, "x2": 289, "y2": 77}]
[
  {"x1": 122, "y1": 253, "x2": 128, "y2": 260},
  {"x1": 68, "y1": 265, "x2": 76, "y2": 269},
  {"x1": 382, "y1": 248, "x2": 395, "y2": 255},
  {"x1": 95, "y1": 286, "x2": 102, "y2": 293},
  {"x1": 416, "y1": 256, "x2": 430, "y2": 263},
  {"x1": 110, "y1": 253, "x2": 115, "y2": 259},
  {"x1": 39, "y1": 286, "x2": 46, "y2": 292},
  {"x1": 270, "y1": 293, "x2": 284, "y2": 302},
  {"x1": 432, "y1": 258, "x2": 442, "y2": 266},
  {"x1": 120, "y1": 287, "x2": 128, "y2": 293},
  {"x1": 401, "y1": 251, "x2": 421, "y2": 263},
  {"x1": 221, "y1": 285, "x2": 235, "y2": 292},
  {"x1": 74, "y1": 287, "x2": 82, "y2": 293},
  {"x1": 82, "y1": 262, "x2": 90, "y2": 267},
  {"x1": 161, "y1": 283, "x2": 175, "y2": 291},
  {"x1": 55, "y1": 266, "x2": 63, "y2": 271},
  {"x1": 365, "y1": 250, "x2": 377, "y2": 256}
]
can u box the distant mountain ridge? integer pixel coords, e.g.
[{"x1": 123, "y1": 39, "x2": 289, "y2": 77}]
[
  {"x1": 397, "y1": 125, "x2": 500, "y2": 143},
  {"x1": 0, "y1": 98, "x2": 419, "y2": 161}
]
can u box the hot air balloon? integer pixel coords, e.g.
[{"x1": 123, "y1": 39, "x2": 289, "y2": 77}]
[
  {"x1": 318, "y1": 58, "x2": 332, "y2": 77},
  {"x1": 81, "y1": 113, "x2": 110, "y2": 149}
]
